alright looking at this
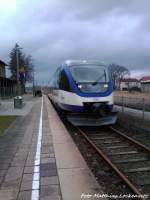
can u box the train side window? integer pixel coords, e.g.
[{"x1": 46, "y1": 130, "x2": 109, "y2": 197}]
[
  {"x1": 56, "y1": 67, "x2": 61, "y2": 87},
  {"x1": 59, "y1": 70, "x2": 71, "y2": 92},
  {"x1": 52, "y1": 67, "x2": 61, "y2": 89}
]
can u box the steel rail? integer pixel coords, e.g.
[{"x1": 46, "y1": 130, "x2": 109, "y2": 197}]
[
  {"x1": 77, "y1": 127, "x2": 144, "y2": 200},
  {"x1": 109, "y1": 126, "x2": 150, "y2": 154}
]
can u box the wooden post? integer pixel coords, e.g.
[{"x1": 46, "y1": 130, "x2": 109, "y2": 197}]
[
  {"x1": 122, "y1": 96, "x2": 124, "y2": 112},
  {"x1": 142, "y1": 98, "x2": 145, "y2": 120}
]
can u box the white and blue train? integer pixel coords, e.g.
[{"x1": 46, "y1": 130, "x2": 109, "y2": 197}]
[{"x1": 49, "y1": 60, "x2": 117, "y2": 126}]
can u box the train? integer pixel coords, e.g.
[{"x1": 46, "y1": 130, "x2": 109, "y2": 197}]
[{"x1": 49, "y1": 60, "x2": 117, "y2": 126}]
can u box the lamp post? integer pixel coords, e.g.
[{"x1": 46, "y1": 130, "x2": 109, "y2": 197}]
[
  {"x1": 16, "y1": 49, "x2": 19, "y2": 95},
  {"x1": 16, "y1": 46, "x2": 22, "y2": 96}
]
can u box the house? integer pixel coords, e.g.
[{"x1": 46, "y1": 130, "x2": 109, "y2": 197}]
[
  {"x1": 120, "y1": 78, "x2": 141, "y2": 91},
  {"x1": 0, "y1": 59, "x2": 7, "y2": 78},
  {"x1": 140, "y1": 76, "x2": 150, "y2": 92}
]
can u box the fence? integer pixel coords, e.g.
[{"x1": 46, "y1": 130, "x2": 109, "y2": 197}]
[
  {"x1": 0, "y1": 86, "x2": 18, "y2": 99},
  {"x1": 114, "y1": 95, "x2": 150, "y2": 120},
  {"x1": 0, "y1": 77, "x2": 18, "y2": 99}
]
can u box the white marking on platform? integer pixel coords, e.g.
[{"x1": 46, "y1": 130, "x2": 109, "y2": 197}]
[{"x1": 31, "y1": 96, "x2": 43, "y2": 200}]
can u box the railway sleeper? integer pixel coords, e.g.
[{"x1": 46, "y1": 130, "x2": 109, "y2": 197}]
[
  {"x1": 103, "y1": 147, "x2": 136, "y2": 154},
  {"x1": 109, "y1": 153, "x2": 148, "y2": 161},
  {"x1": 114, "y1": 157, "x2": 149, "y2": 164},
  {"x1": 96, "y1": 139, "x2": 123, "y2": 144},
  {"x1": 103, "y1": 145, "x2": 129, "y2": 149},
  {"x1": 107, "y1": 150, "x2": 138, "y2": 156},
  {"x1": 124, "y1": 167, "x2": 150, "y2": 173},
  {"x1": 118, "y1": 160, "x2": 150, "y2": 170},
  {"x1": 128, "y1": 172, "x2": 150, "y2": 186},
  {"x1": 89, "y1": 136, "x2": 116, "y2": 140}
]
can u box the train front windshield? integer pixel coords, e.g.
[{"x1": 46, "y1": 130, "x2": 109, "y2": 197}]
[{"x1": 69, "y1": 65, "x2": 109, "y2": 93}]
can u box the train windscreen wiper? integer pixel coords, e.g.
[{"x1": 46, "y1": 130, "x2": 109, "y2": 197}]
[{"x1": 92, "y1": 71, "x2": 106, "y2": 86}]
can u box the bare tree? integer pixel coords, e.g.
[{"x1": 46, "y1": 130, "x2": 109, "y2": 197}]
[{"x1": 109, "y1": 64, "x2": 130, "y2": 89}]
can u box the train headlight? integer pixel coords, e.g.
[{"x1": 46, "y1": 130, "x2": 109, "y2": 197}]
[
  {"x1": 104, "y1": 84, "x2": 108, "y2": 88},
  {"x1": 78, "y1": 84, "x2": 82, "y2": 89}
]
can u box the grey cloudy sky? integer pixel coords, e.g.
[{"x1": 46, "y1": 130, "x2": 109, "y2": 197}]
[{"x1": 0, "y1": 0, "x2": 150, "y2": 83}]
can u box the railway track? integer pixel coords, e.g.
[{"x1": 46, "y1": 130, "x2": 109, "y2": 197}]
[
  {"x1": 47, "y1": 96, "x2": 150, "y2": 199},
  {"x1": 75, "y1": 126, "x2": 150, "y2": 199}
]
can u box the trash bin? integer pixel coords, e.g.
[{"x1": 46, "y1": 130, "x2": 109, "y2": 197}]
[{"x1": 14, "y1": 96, "x2": 23, "y2": 108}]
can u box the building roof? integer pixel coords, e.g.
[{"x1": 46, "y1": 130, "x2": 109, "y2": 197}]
[
  {"x1": 0, "y1": 60, "x2": 8, "y2": 66},
  {"x1": 140, "y1": 76, "x2": 150, "y2": 83},
  {"x1": 121, "y1": 78, "x2": 139, "y2": 82}
]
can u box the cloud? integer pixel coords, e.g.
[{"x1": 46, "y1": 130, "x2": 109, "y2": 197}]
[{"x1": 0, "y1": 0, "x2": 150, "y2": 83}]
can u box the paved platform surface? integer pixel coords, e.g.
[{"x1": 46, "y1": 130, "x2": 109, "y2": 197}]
[
  {"x1": 0, "y1": 96, "x2": 61, "y2": 200},
  {"x1": 0, "y1": 95, "x2": 105, "y2": 200},
  {"x1": 0, "y1": 94, "x2": 38, "y2": 116}
]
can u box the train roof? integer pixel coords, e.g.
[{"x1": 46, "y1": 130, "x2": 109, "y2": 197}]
[{"x1": 63, "y1": 60, "x2": 107, "y2": 67}]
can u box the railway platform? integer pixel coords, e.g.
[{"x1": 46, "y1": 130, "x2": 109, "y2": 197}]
[
  {"x1": 0, "y1": 95, "x2": 105, "y2": 200},
  {"x1": 114, "y1": 105, "x2": 150, "y2": 121}
]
